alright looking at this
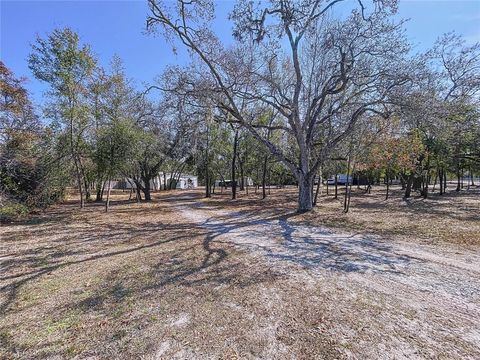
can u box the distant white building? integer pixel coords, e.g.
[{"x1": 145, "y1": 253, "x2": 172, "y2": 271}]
[
  {"x1": 167, "y1": 174, "x2": 198, "y2": 189},
  {"x1": 113, "y1": 173, "x2": 198, "y2": 190}
]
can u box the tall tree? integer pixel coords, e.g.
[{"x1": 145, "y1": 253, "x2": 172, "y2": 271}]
[
  {"x1": 146, "y1": 0, "x2": 410, "y2": 212},
  {"x1": 29, "y1": 28, "x2": 96, "y2": 208}
]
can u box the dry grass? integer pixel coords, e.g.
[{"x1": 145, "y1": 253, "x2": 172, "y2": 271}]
[
  {"x1": 1, "y1": 185, "x2": 479, "y2": 359},
  {"x1": 0, "y1": 192, "x2": 341, "y2": 359},
  {"x1": 205, "y1": 184, "x2": 480, "y2": 246}
]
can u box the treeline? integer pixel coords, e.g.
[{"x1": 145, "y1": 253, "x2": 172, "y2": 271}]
[
  {"x1": 144, "y1": 0, "x2": 480, "y2": 211},
  {"x1": 0, "y1": 28, "x2": 282, "y2": 218},
  {"x1": 1, "y1": 29, "x2": 193, "y2": 218},
  {"x1": 1, "y1": 0, "x2": 479, "y2": 219}
]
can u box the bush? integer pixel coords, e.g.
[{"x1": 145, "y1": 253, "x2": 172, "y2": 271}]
[
  {"x1": 0, "y1": 130, "x2": 68, "y2": 211},
  {"x1": 0, "y1": 202, "x2": 29, "y2": 223}
]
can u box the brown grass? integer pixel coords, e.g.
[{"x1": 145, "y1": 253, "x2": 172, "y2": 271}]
[
  {"x1": 0, "y1": 192, "x2": 342, "y2": 359},
  {"x1": 1, "y1": 185, "x2": 478, "y2": 358},
  {"x1": 205, "y1": 184, "x2": 480, "y2": 246}
]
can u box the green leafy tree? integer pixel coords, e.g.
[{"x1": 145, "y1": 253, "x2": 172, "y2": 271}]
[{"x1": 29, "y1": 27, "x2": 96, "y2": 208}]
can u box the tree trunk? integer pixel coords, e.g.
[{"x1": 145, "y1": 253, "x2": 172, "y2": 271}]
[
  {"x1": 343, "y1": 156, "x2": 351, "y2": 213},
  {"x1": 69, "y1": 108, "x2": 84, "y2": 208},
  {"x1": 366, "y1": 174, "x2": 372, "y2": 194},
  {"x1": 346, "y1": 175, "x2": 354, "y2": 213},
  {"x1": 168, "y1": 171, "x2": 174, "y2": 190},
  {"x1": 143, "y1": 177, "x2": 152, "y2": 201},
  {"x1": 100, "y1": 179, "x2": 106, "y2": 200},
  {"x1": 385, "y1": 167, "x2": 390, "y2": 200},
  {"x1": 344, "y1": 157, "x2": 353, "y2": 212},
  {"x1": 231, "y1": 130, "x2": 238, "y2": 200},
  {"x1": 422, "y1": 173, "x2": 429, "y2": 199},
  {"x1": 239, "y1": 158, "x2": 245, "y2": 191},
  {"x1": 205, "y1": 171, "x2": 210, "y2": 198},
  {"x1": 444, "y1": 171, "x2": 447, "y2": 192},
  {"x1": 76, "y1": 156, "x2": 90, "y2": 203},
  {"x1": 298, "y1": 174, "x2": 313, "y2": 213},
  {"x1": 439, "y1": 168, "x2": 443, "y2": 195},
  {"x1": 404, "y1": 173, "x2": 414, "y2": 199},
  {"x1": 83, "y1": 176, "x2": 91, "y2": 202},
  {"x1": 84, "y1": 183, "x2": 91, "y2": 202},
  {"x1": 456, "y1": 164, "x2": 461, "y2": 191},
  {"x1": 105, "y1": 177, "x2": 112, "y2": 212},
  {"x1": 262, "y1": 155, "x2": 268, "y2": 199},
  {"x1": 73, "y1": 156, "x2": 84, "y2": 208},
  {"x1": 95, "y1": 179, "x2": 104, "y2": 202},
  {"x1": 313, "y1": 169, "x2": 322, "y2": 207}
]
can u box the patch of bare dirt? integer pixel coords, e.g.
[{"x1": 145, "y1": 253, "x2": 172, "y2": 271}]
[
  {"x1": 0, "y1": 192, "x2": 341, "y2": 359},
  {"x1": 1, "y1": 187, "x2": 479, "y2": 359},
  {"x1": 176, "y1": 190, "x2": 480, "y2": 359},
  {"x1": 204, "y1": 185, "x2": 480, "y2": 246}
]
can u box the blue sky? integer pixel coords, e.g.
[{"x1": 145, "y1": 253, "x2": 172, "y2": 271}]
[{"x1": 1, "y1": 0, "x2": 480, "y2": 106}]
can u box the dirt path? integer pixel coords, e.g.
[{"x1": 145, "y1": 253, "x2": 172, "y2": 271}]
[{"x1": 172, "y1": 192, "x2": 480, "y2": 359}]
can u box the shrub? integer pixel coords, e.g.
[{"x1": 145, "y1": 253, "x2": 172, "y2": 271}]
[{"x1": 0, "y1": 201, "x2": 29, "y2": 223}]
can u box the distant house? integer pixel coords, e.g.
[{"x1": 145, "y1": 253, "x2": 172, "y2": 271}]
[
  {"x1": 326, "y1": 174, "x2": 352, "y2": 185},
  {"x1": 112, "y1": 173, "x2": 198, "y2": 190},
  {"x1": 166, "y1": 174, "x2": 198, "y2": 189}
]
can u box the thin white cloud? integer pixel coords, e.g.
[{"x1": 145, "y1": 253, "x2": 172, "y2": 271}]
[{"x1": 464, "y1": 32, "x2": 480, "y2": 44}]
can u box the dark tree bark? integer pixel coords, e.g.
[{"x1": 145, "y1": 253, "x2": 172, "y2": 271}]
[
  {"x1": 422, "y1": 174, "x2": 429, "y2": 199},
  {"x1": 344, "y1": 156, "x2": 352, "y2": 212},
  {"x1": 105, "y1": 177, "x2": 112, "y2": 212},
  {"x1": 385, "y1": 167, "x2": 390, "y2": 200},
  {"x1": 143, "y1": 178, "x2": 152, "y2": 201},
  {"x1": 231, "y1": 129, "x2": 239, "y2": 200},
  {"x1": 404, "y1": 173, "x2": 414, "y2": 199},
  {"x1": 313, "y1": 168, "x2": 322, "y2": 207},
  {"x1": 83, "y1": 174, "x2": 91, "y2": 202},
  {"x1": 95, "y1": 178, "x2": 105, "y2": 202},
  {"x1": 456, "y1": 163, "x2": 461, "y2": 191},
  {"x1": 262, "y1": 155, "x2": 268, "y2": 200},
  {"x1": 439, "y1": 168, "x2": 443, "y2": 195},
  {"x1": 239, "y1": 157, "x2": 245, "y2": 191},
  {"x1": 444, "y1": 171, "x2": 447, "y2": 192},
  {"x1": 298, "y1": 173, "x2": 313, "y2": 213}
]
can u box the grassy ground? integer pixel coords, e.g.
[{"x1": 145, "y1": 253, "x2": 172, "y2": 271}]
[
  {"x1": 206, "y1": 184, "x2": 480, "y2": 246},
  {"x1": 1, "y1": 192, "x2": 341, "y2": 359},
  {"x1": 1, "y1": 185, "x2": 478, "y2": 359}
]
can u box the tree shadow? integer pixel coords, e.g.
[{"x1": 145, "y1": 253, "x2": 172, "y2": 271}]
[{"x1": 187, "y1": 204, "x2": 418, "y2": 276}]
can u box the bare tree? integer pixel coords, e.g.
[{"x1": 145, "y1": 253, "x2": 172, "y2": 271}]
[{"x1": 146, "y1": 0, "x2": 409, "y2": 211}]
